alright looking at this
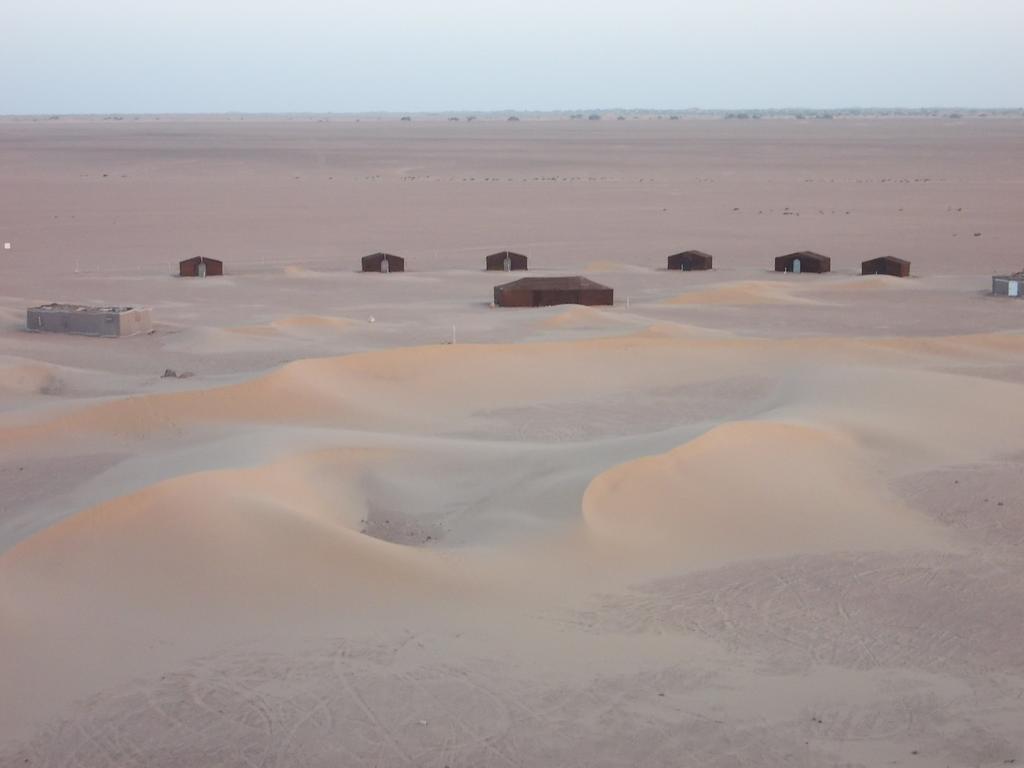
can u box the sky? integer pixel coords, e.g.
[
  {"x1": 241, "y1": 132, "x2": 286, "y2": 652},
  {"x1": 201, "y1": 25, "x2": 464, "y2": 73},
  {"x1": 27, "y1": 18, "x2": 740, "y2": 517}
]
[{"x1": 2, "y1": 0, "x2": 1022, "y2": 114}]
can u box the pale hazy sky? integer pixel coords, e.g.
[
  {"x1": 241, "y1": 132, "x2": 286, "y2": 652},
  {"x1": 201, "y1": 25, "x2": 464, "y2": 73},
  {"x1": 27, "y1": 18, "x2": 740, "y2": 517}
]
[{"x1": 2, "y1": 0, "x2": 1022, "y2": 114}]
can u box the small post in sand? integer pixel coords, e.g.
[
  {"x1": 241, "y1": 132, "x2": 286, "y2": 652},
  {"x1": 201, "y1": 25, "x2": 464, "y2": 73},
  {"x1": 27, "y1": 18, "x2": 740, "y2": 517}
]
[{"x1": 451, "y1": 324, "x2": 457, "y2": 345}]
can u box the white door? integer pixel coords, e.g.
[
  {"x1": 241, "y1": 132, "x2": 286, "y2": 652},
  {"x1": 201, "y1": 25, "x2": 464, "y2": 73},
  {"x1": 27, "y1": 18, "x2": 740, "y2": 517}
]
[
  {"x1": 504, "y1": 255, "x2": 511, "y2": 271},
  {"x1": 1010, "y1": 280, "x2": 1019, "y2": 297},
  {"x1": 197, "y1": 261, "x2": 207, "y2": 278},
  {"x1": 381, "y1": 257, "x2": 390, "y2": 273},
  {"x1": 792, "y1": 258, "x2": 802, "y2": 274}
]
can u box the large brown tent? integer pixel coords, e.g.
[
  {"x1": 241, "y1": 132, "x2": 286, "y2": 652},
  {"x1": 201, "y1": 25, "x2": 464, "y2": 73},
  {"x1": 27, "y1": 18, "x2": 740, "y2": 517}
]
[
  {"x1": 494, "y1": 276, "x2": 613, "y2": 307},
  {"x1": 667, "y1": 250, "x2": 713, "y2": 271},
  {"x1": 486, "y1": 251, "x2": 528, "y2": 271},
  {"x1": 775, "y1": 251, "x2": 830, "y2": 273},
  {"x1": 862, "y1": 256, "x2": 910, "y2": 277},
  {"x1": 361, "y1": 253, "x2": 405, "y2": 273},
  {"x1": 179, "y1": 256, "x2": 223, "y2": 277}
]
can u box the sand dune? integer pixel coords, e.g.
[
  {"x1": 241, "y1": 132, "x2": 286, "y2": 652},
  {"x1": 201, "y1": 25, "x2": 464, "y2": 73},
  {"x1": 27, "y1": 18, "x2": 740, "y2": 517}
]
[
  {"x1": 0, "y1": 358, "x2": 64, "y2": 396},
  {"x1": 639, "y1": 320, "x2": 738, "y2": 338},
  {"x1": 1, "y1": 448, "x2": 449, "y2": 615},
  {"x1": 0, "y1": 337, "x2": 735, "y2": 441},
  {"x1": 771, "y1": 364, "x2": 1024, "y2": 468},
  {"x1": 162, "y1": 314, "x2": 353, "y2": 353},
  {"x1": 223, "y1": 314, "x2": 354, "y2": 340},
  {"x1": 6, "y1": 330, "x2": 1024, "y2": 449},
  {"x1": 582, "y1": 421, "x2": 948, "y2": 562},
  {"x1": 282, "y1": 264, "x2": 326, "y2": 278},
  {"x1": 227, "y1": 314, "x2": 354, "y2": 336},
  {"x1": 850, "y1": 331, "x2": 1024, "y2": 364},
  {"x1": 665, "y1": 275, "x2": 921, "y2": 308},
  {"x1": 811, "y1": 274, "x2": 921, "y2": 295},
  {"x1": 665, "y1": 280, "x2": 819, "y2": 306},
  {"x1": 268, "y1": 314, "x2": 353, "y2": 331},
  {"x1": 0, "y1": 355, "x2": 146, "y2": 400},
  {"x1": 161, "y1": 325, "x2": 280, "y2": 353},
  {"x1": 0, "y1": 448, "x2": 459, "y2": 737},
  {"x1": 535, "y1": 305, "x2": 636, "y2": 331}
]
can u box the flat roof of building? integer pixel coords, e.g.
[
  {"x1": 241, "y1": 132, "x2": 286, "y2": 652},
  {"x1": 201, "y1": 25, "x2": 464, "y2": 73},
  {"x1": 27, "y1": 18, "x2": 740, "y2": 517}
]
[
  {"x1": 495, "y1": 276, "x2": 611, "y2": 291},
  {"x1": 29, "y1": 303, "x2": 139, "y2": 314},
  {"x1": 864, "y1": 256, "x2": 910, "y2": 266}
]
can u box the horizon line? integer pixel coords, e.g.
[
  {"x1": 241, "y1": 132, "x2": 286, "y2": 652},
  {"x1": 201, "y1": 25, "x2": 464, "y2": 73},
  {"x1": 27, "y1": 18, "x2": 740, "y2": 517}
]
[{"x1": 3, "y1": 106, "x2": 1023, "y2": 119}]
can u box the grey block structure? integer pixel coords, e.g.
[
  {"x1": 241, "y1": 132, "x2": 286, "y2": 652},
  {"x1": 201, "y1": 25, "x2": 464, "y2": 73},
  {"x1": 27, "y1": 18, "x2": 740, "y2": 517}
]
[
  {"x1": 26, "y1": 304, "x2": 153, "y2": 337},
  {"x1": 992, "y1": 273, "x2": 1024, "y2": 298}
]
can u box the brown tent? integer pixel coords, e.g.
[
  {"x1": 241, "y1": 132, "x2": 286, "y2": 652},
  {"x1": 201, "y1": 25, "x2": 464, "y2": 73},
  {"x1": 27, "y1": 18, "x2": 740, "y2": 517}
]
[
  {"x1": 667, "y1": 250, "x2": 713, "y2": 271},
  {"x1": 486, "y1": 251, "x2": 528, "y2": 271},
  {"x1": 179, "y1": 256, "x2": 223, "y2": 277},
  {"x1": 862, "y1": 256, "x2": 910, "y2": 277},
  {"x1": 775, "y1": 251, "x2": 830, "y2": 273},
  {"x1": 361, "y1": 253, "x2": 405, "y2": 273},
  {"x1": 494, "y1": 276, "x2": 613, "y2": 307}
]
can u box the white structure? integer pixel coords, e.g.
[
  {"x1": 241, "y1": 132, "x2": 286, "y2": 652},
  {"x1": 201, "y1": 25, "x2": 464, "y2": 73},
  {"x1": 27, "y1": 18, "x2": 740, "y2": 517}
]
[
  {"x1": 27, "y1": 304, "x2": 153, "y2": 337},
  {"x1": 993, "y1": 273, "x2": 1024, "y2": 298}
]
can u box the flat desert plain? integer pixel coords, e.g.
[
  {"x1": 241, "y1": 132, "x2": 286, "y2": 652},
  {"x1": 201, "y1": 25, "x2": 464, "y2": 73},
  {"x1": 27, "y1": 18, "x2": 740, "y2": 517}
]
[{"x1": 2, "y1": 117, "x2": 1024, "y2": 767}]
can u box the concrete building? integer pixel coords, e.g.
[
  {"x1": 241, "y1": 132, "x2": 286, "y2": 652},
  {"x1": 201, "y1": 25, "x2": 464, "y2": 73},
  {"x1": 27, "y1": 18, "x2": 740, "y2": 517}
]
[
  {"x1": 179, "y1": 256, "x2": 223, "y2": 277},
  {"x1": 667, "y1": 250, "x2": 713, "y2": 271},
  {"x1": 775, "y1": 251, "x2": 831, "y2": 273},
  {"x1": 26, "y1": 304, "x2": 153, "y2": 337},
  {"x1": 362, "y1": 253, "x2": 405, "y2": 273},
  {"x1": 486, "y1": 251, "x2": 528, "y2": 271},
  {"x1": 494, "y1": 276, "x2": 613, "y2": 307},
  {"x1": 993, "y1": 271, "x2": 1024, "y2": 298},
  {"x1": 862, "y1": 256, "x2": 910, "y2": 277}
]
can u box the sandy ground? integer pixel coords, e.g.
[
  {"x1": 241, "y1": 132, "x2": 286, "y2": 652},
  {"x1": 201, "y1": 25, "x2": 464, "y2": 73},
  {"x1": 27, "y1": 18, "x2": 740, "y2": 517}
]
[{"x1": 1, "y1": 117, "x2": 1024, "y2": 767}]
